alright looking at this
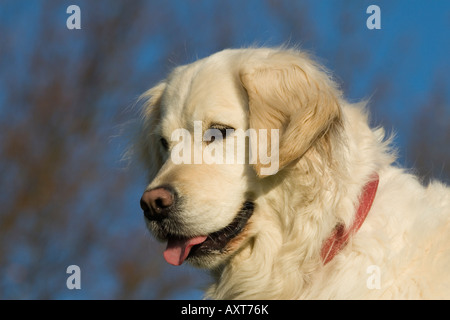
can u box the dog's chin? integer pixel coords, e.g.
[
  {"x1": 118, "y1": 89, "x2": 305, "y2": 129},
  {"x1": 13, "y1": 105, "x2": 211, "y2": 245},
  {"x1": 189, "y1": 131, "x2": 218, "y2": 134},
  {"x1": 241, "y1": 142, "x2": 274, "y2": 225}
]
[{"x1": 147, "y1": 201, "x2": 255, "y2": 269}]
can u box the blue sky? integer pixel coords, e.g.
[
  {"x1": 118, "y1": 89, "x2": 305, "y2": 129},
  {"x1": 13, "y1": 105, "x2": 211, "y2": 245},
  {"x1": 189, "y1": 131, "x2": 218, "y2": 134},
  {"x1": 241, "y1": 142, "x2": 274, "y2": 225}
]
[{"x1": 1, "y1": 0, "x2": 449, "y2": 300}]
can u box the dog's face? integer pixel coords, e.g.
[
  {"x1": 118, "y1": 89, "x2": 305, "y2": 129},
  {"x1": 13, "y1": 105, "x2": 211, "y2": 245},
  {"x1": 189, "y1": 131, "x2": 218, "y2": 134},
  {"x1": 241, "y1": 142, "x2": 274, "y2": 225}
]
[{"x1": 137, "y1": 48, "x2": 341, "y2": 269}]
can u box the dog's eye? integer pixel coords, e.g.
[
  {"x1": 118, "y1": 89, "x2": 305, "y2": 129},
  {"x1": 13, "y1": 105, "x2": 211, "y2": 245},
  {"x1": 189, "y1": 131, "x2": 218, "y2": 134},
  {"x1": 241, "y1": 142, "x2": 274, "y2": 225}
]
[
  {"x1": 207, "y1": 125, "x2": 234, "y2": 143},
  {"x1": 216, "y1": 128, "x2": 228, "y2": 140},
  {"x1": 160, "y1": 137, "x2": 169, "y2": 150}
]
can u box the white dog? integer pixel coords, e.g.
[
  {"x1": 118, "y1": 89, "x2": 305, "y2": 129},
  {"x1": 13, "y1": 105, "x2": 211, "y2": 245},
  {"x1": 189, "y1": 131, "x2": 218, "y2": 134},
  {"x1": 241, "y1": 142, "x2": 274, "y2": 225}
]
[{"x1": 135, "y1": 47, "x2": 450, "y2": 299}]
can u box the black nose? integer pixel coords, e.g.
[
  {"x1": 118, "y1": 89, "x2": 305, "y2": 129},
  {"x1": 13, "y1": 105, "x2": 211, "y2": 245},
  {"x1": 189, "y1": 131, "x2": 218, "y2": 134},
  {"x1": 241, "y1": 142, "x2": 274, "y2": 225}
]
[{"x1": 140, "y1": 186, "x2": 176, "y2": 221}]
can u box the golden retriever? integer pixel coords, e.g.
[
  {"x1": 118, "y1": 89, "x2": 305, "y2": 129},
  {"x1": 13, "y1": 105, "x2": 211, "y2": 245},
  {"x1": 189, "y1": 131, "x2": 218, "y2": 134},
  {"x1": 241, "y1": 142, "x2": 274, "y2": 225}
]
[{"x1": 134, "y1": 47, "x2": 450, "y2": 299}]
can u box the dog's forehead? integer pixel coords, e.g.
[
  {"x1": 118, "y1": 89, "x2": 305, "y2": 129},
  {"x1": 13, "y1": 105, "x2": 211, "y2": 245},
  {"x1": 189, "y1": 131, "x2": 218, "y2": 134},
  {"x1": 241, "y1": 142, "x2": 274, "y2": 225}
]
[{"x1": 160, "y1": 55, "x2": 248, "y2": 132}]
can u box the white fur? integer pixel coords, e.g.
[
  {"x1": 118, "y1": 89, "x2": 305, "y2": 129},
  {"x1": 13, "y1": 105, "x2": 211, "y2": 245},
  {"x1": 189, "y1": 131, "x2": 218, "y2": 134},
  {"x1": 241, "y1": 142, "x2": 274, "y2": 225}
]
[{"x1": 136, "y1": 48, "x2": 450, "y2": 299}]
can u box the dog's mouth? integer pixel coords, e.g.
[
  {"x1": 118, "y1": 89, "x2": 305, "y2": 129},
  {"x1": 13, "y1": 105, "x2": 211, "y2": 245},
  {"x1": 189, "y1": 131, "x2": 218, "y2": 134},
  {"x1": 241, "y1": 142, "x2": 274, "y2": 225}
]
[{"x1": 162, "y1": 201, "x2": 255, "y2": 266}]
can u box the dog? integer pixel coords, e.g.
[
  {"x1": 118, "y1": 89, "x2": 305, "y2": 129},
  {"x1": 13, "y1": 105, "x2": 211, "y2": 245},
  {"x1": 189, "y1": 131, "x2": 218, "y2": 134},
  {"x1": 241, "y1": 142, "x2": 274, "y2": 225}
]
[{"x1": 134, "y1": 47, "x2": 450, "y2": 299}]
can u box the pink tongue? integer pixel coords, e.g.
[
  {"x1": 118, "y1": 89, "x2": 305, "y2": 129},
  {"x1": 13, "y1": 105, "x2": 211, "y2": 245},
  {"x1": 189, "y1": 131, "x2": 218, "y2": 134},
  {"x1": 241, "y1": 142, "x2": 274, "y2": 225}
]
[{"x1": 163, "y1": 236, "x2": 208, "y2": 266}]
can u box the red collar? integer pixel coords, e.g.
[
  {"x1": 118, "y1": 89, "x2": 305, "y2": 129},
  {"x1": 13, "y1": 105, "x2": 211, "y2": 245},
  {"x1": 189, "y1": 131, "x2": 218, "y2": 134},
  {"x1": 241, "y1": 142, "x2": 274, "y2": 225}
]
[{"x1": 321, "y1": 174, "x2": 379, "y2": 265}]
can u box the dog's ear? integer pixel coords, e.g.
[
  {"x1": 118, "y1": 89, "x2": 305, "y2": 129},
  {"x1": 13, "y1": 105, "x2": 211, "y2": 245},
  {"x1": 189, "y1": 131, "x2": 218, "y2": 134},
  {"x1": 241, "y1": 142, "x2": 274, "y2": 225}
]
[
  {"x1": 137, "y1": 82, "x2": 166, "y2": 181},
  {"x1": 239, "y1": 51, "x2": 341, "y2": 176}
]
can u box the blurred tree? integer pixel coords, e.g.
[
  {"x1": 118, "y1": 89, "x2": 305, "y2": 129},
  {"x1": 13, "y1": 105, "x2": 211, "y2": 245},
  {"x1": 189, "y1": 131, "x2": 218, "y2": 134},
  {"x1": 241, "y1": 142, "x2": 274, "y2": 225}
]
[
  {"x1": 0, "y1": 0, "x2": 204, "y2": 299},
  {"x1": 408, "y1": 78, "x2": 450, "y2": 185}
]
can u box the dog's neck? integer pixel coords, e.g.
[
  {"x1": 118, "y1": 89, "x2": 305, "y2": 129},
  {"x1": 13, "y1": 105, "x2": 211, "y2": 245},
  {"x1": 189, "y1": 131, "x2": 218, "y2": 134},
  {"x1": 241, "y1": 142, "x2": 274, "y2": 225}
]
[
  {"x1": 206, "y1": 105, "x2": 386, "y2": 299},
  {"x1": 320, "y1": 173, "x2": 379, "y2": 264}
]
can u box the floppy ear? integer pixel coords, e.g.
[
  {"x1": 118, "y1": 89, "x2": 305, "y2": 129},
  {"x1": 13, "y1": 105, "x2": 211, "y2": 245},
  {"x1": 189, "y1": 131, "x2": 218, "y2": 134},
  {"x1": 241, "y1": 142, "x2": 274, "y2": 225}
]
[
  {"x1": 239, "y1": 51, "x2": 341, "y2": 176},
  {"x1": 136, "y1": 82, "x2": 167, "y2": 181}
]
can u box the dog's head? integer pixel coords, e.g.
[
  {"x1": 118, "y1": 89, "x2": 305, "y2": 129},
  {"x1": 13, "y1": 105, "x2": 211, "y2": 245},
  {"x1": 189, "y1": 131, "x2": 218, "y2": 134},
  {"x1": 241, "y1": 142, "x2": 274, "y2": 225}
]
[{"x1": 136, "y1": 48, "x2": 342, "y2": 269}]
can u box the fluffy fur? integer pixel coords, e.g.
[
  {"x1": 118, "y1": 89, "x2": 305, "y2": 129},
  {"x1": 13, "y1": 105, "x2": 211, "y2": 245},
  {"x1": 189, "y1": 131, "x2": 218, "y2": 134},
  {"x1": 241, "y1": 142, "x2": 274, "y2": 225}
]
[{"x1": 134, "y1": 47, "x2": 450, "y2": 299}]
